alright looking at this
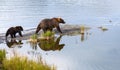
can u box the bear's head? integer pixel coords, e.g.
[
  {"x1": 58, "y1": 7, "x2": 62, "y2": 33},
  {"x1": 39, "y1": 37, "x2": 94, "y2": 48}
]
[
  {"x1": 57, "y1": 18, "x2": 65, "y2": 24},
  {"x1": 15, "y1": 26, "x2": 23, "y2": 32},
  {"x1": 53, "y1": 17, "x2": 65, "y2": 24}
]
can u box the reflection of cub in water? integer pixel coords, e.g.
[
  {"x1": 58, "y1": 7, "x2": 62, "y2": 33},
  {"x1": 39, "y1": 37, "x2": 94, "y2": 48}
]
[
  {"x1": 38, "y1": 35, "x2": 65, "y2": 51},
  {"x1": 6, "y1": 39, "x2": 23, "y2": 48}
]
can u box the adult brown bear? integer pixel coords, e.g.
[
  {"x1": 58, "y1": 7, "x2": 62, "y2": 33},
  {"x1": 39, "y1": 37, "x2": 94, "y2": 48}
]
[
  {"x1": 35, "y1": 17, "x2": 65, "y2": 34},
  {"x1": 5, "y1": 26, "x2": 23, "y2": 39}
]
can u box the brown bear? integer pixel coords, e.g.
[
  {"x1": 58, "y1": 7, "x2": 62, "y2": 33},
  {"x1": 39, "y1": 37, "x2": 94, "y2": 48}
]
[
  {"x1": 5, "y1": 26, "x2": 23, "y2": 39},
  {"x1": 35, "y1": 17, "x2": 65, "y2": 34}
]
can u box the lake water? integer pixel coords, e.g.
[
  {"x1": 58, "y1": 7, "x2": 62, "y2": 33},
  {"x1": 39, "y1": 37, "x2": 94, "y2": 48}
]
[
  {"x1": 0, "y1": 0, "x2": 120, "y2": 70},
  {"x1": 0, "y1": 0, "x2": 120, "y2": 32}
]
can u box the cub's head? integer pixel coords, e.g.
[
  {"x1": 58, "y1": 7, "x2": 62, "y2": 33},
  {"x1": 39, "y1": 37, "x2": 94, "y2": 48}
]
[{"x1": 15, "y1": 26, "x2": 23, "y2": 31}]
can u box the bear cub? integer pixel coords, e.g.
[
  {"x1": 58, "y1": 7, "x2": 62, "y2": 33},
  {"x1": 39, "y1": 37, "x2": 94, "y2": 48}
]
[{"x1": 5, "y1": 26, "x2": 23, "y2": 39}]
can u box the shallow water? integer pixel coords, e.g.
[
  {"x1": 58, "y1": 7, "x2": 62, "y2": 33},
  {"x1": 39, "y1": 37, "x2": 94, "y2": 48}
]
[
  {"x1": 0, "y1": 0, "x2": 120, "y2": 70},
  {"x1": 0, "y1": 26, "x2": 120, "y2": 70}
]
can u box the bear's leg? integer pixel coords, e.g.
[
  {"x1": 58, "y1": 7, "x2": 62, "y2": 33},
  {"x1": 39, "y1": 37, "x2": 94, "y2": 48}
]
[
  {"x1": 10, "y1": 34, "x2": 14, "y2": 38},
  {"x1": 56, "y1": 26, "x2": 62, "y2": 33},
  {"x1": 5, "y1": 33, "x2": 9, "y2": 39},
  {"x1": 49, "y1": 28, "x2": 53, "y2": 32},
  {"x1": 19, "y1": 31, "x2": 23, "y2": 37},
  {"x1": 13, "y1": 34, "x2": 16, "y2": 38},
  {"x1": 43, "y1": 28, "x2": 47, "y2": 33},
  {"x1": 35, "y1": 27, "x2": 41, "y2": 34}
]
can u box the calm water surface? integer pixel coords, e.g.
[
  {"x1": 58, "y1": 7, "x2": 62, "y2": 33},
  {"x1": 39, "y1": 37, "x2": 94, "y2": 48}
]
[
  {"x1": 0, "y1": 0, "x2": 120, "y2": 70},
  {"x1": 0, "y1": 0, "x2": 120, "y2": 32}
]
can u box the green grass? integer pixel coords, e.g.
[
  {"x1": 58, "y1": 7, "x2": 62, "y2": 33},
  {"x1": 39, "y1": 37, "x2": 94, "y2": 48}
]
[
  {"x1": 29, "y1": 34, "x2": 38, "y2": 43},
  {"x1": 42, "y1": 31, "x2": 55, "y2": 37},
  {"x1": 3, "y1": 56, "x2": 54, "y2": 70},
  {"x1": 29, "y1": 31, "x2": 55, "y2": 42},
  {"x1": 0, "y1": 50, "x2": 56, "y2": 70},
  {"x1": 30, "y1": 34, "x2": 38, "y2": 40},
  {"x1": 0, "y1": 50, "x2": 6, "y2": 62}
]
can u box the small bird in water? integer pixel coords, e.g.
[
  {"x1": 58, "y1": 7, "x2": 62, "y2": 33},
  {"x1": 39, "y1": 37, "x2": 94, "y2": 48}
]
[{"x1": 98, "y1": 26, "x2": 108, "y2": 32}]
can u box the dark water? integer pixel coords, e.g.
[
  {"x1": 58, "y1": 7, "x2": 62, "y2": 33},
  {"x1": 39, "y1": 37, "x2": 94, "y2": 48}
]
[{"x1": 0, "y1": 0, "x2": 120, "y2": 70}]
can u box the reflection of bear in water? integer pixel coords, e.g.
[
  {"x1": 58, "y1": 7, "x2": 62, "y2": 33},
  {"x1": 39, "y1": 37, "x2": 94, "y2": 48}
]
[
  {"x1": 5, "y1": 26, "x2": 23, "y2": 39},
  {"x1": 38, "y1": 35, "x2": 65, "y2": 51},
  {"x1": 6, "y1": 39, "x2": 23, "y2": 48},
  {"x1": 35, "y1": 17, "x2": 65, "y2": 34}
]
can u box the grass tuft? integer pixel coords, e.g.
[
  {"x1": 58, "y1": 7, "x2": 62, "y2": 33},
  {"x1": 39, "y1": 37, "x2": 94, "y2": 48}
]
[
  {"x1": 29, "y1": 34, "x2": 38, "y2": 42},
  {"x1": 42, "y1": 31, "x2": 55, "y2": 37},
  {"x1": 30, "y1": 34, "x2": 38, "y2": 40},
  {"x1": 0, "y1": 50, "x2": 56, "y2": 70},
  {"x1": 0, "y1": 50, "x2": 6, "y2": 62}
]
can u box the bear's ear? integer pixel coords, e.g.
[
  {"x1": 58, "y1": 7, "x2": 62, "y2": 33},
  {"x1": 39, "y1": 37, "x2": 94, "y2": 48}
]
[{"x1": 57, "y1": 18, "x2": 61, "y2": 22}]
